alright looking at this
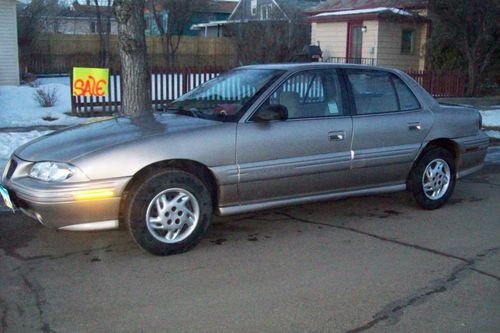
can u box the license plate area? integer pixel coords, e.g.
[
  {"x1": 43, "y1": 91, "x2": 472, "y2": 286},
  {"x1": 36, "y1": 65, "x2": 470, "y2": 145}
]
[{"x1": 0, "y1": 185, "x2": 15, "y2": 211}]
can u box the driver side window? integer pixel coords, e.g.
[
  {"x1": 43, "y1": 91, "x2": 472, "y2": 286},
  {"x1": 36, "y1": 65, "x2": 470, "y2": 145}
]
[{"x1": 261, "y1": 70, "x2": 344, "y2": 119}]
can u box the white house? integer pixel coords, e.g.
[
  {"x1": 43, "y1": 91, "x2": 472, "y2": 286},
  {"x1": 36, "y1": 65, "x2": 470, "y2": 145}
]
[{"x1": 0, "y1": 0, "x2": 20, "y2": 85}]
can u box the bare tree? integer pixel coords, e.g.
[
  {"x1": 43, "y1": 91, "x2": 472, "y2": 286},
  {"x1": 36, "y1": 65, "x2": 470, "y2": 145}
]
[
  {"x1": 17, "y1": 0, "x2": 66, "y2": 72},
  {"x1": 148, "y1": 0, "x2": 208, "y2": 66},
  {"x1": 92, "y1": 0, "x2": 113, "y2": 67},
  {"x1": 225, "y1": 7, "x2": 310, "y2": 65},
  {"x1": 427, "y1": 0, "x2": 500, "y2": 96},
  {"x1": 113, "y1": 0, "x2": 152, "y2": 116}
]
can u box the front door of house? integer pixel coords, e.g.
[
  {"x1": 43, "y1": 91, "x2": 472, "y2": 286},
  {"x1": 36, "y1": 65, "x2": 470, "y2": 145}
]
[{"x1": 347, "y1": 22, "x2": 363, "y2": 63}]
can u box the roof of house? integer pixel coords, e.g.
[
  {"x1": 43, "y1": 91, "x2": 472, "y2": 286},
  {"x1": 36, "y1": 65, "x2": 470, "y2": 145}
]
[
  {"x1": 72, "y1": 3, "x2": 114, "y2": 17},
  {"x1": 310, "y1": 5, "x2": 427, "y2": 23},
  {"x1": 202, "y1": 0, "x2": 238, "y2": 14},
  {"x1": 274, "y1": 0, "x2": 326, "y2": 17},
  {"x1": 312, "y1": 0, "x2": 427, "y2": 13},
  {"x1": 228, "y1": 0, "x2": 325, "y2": 20},
  {"x1": 314, "y1": 6, "x2": 413, "y2": 17}
]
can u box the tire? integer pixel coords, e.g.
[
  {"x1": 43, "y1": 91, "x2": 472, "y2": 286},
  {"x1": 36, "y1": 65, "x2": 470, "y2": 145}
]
[
  {"x1": 408, "y1": 147, "x2": 456, "y2": 210},
  {"x1": 124, "y1": 168, "x2": 213, "y2": 256}
]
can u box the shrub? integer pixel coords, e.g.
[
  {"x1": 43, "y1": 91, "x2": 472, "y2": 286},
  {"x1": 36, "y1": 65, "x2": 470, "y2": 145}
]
[{"x1": 33, "y1": 86, "x2": 58, "y2": 107}]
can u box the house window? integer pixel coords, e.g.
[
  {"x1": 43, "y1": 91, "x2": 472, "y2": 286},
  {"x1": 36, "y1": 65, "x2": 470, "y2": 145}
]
[
  {"x1": 89, "y1": 20, "x2": 111, "y2": 34},
  {"x1": 251, "y1": 0, "x2": 257, "y2": 16},
  {"x1": 260, "y1": 4, "x2": 272, "y2": 20},
  {"x1": 401, "y1": 29, "x2": 416, "y2": 54}
]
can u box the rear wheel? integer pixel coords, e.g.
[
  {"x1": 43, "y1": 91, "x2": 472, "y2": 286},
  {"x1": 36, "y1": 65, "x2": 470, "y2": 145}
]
[
  {"x1": 408, "y1": 148, "x2": 456, "y2": 210},
  {"x1": 125, "y1": 169, "x2": 212, "y2": 255}
]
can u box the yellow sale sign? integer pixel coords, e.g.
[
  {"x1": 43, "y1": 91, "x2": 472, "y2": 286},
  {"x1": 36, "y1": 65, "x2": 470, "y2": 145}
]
[{"x1": 72, "y1": 67, "x2": 109, "y2": 97}]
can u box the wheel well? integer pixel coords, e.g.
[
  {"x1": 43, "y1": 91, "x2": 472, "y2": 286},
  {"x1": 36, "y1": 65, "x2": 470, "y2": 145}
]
[
  {"x1": 407, "y1": 138, "x2": 460, "y2": 186},
  {"x1": 119, "y1": 159, "x2": 219, "y2": 222},
  {"x1": 421, "y1": 138, "x2": 460, "y2": 161}
]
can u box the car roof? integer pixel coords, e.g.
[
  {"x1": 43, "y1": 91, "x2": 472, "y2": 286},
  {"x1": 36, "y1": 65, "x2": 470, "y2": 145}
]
[{"x1": 236, "y1": 63, "x2": 396, "y2": 72}]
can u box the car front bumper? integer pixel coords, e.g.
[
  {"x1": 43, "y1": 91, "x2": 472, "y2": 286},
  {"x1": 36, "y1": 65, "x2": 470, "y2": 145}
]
[{"x1": 2, "y1": 158, "x2": 131, "y2": 230}]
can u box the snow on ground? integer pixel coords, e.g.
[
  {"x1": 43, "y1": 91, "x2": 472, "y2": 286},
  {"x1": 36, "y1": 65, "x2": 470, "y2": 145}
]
[
  {"x1": 0, "y1": 77, "x2": 103, "y2": 128},
  {"x1": 480, "y1": 109, "x2": 500, "y2": 128},
  {"x1": 0, "y1": 131, "x2": 52, "y2": 175},
  {"x1": 485, "y1": 131, "x2": 500, "y2": 139}
]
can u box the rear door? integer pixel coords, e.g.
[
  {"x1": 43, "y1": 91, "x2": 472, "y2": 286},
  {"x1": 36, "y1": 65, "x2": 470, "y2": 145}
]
[
  {"x1": 236, "y1": 69, "x2": 353, "y2": 204},
  {"x1": 345, "y1": 69, "x2": 433, "y2": 188}
]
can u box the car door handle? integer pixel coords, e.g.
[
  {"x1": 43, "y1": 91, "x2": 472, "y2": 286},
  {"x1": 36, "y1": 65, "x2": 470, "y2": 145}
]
[
  {"x1": 408, "y1": 122, "x2": 422, "y2": 131},
  {"x1": 328, "y1": 131, "x2": 345, "y2": 141}
]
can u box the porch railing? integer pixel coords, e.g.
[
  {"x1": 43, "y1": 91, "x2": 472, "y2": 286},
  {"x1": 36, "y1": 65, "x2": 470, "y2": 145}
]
[{"x1": 322, "y1": 57, "x2": 376, "y2": 66}]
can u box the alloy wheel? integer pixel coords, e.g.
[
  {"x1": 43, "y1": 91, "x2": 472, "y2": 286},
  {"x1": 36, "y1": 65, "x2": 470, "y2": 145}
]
[{"x1": 145, "y1": 188, "x2": 200, "y2": 244}]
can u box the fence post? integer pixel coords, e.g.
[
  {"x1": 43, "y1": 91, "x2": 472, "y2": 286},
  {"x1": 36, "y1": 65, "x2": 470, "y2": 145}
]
[
  {"x1": 182, "y1": 67, "x2": 188, "y2": 96},
  {"x1": 70, "y1": 69, "x2": 76, "y2": 115}
]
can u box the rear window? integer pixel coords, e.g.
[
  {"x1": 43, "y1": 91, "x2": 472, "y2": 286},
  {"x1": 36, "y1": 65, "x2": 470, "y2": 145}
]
[
  {"x1": 346, "y1": 69, "x2": 420, "y2": 114},
  {"x1": 392, "y1": 76, "x2": 420, "y2": 111}
]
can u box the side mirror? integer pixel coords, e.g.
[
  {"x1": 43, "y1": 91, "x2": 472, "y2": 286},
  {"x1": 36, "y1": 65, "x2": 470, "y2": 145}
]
[{"x1": 253, "y1": 104, "x2": 288, "y2": 122}]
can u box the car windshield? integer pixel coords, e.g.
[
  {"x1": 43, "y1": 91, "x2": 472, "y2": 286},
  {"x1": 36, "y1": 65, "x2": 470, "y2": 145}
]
[{"x1": 165, "y1": 69, "x2": 284, "y2": 122}]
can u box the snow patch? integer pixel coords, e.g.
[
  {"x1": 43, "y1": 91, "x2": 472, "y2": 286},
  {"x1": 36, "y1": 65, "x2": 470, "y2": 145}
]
[
  {"x1": 0, "y1": 131, "x2": 52, "y2": 177},
  {"x1": 480, "y1": 110, "x2": 500, "y2": 128},
  {"x1": 0, "y1": 81, "x2": 105, "y2": 128},
  {"x1": 36, "y1": 76, "x2": 71, "y2": 86},
  {"x1": 485, "y1": 131, "x2": 500, "y2": 139},
  {"x1": 315, "y1": 7, "x2": 413, "y2": 17},
  {"x1": 0, "y1": 131, "x2": 51, "y2": 161}
]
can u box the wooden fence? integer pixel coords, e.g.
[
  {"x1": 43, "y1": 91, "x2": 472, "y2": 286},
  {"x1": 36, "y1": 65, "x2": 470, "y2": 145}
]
[
  {"x1": 406, "y1": 70, "x2": 466, "y2": 98},
  {"x1": 71, "y1": 67, "x2": 467, "y2": 115},
  {"x1": 25, "y1": 35, "x2": 237, "y2": 74}
]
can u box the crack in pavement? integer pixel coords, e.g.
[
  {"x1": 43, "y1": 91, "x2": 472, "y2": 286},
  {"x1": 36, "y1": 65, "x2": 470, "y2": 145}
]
[
  {"x1": 345, "y1": 247, "x2": 500, "y2": 333},
  {"x1": 277, "y1": 212, "x2": 500, "y2": 281},
  {"x1": 21, "y1": 274, "x2": 54, "y2": 333},
  {"x1": 271, "y1": 212, "x2": 500, "y2": 332},
  {"x1": 3, "y1": 242, "x2": 133, "y2": 263},
  {"x1": 276, "y1": 212, "x2": 472, "y2": 264}
]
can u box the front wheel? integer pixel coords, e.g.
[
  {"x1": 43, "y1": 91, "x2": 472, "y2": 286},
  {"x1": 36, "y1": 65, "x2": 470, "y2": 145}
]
[
  {"x1": 124, "y1": 169, "x2": 213, "y2": 255},
  {"x1": 408, "y1": 148, "x2": 456, "y2": 210}
]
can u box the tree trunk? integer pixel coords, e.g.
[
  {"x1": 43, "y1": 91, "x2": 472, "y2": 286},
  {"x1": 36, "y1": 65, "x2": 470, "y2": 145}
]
[{"x1": 113, "y1": 0, "x2": 152, "y2": 117}]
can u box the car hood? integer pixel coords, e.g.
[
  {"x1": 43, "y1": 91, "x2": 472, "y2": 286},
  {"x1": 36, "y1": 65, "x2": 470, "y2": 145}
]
[{"x1": 15, "y1": 113, "x2": 222, "y2": 162}]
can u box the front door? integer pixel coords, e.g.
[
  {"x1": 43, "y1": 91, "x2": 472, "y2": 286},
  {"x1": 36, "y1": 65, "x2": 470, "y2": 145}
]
[
  {"x1": 344, "y1": 69, "x2": 433, "y2": 188},
  {"x1": 236, "y1": 69, "x2": 353, "y2": 204},
  {"x1": 347, "y1": 22, "x2": 363, "y2": 63}
]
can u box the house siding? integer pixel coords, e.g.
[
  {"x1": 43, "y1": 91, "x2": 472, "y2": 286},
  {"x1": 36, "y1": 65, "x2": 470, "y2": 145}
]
[
  {"x1": 375, "y1": 20, "x2": 427, "y2": 70},
  {"x1": 361, "y1": 20, "x2": 379, "y2": 60},
  {"x1": 0, "y1": 0, "x2": 20, "y2": 85},
  {"x1": 40, "y1": 17, "x2": 119, "y2": 35},
  {"x1": 311, "y1": 18, "x2": 427, "y2": 70},
  {"x1": 311, "y1": 21, "x2": 347, "y2": 58}
]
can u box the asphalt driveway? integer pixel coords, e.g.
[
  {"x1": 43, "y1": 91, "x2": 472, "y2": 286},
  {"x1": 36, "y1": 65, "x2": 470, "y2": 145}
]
[{"x1": 1, "y1": 149, "x2": 499, "y2": 333}]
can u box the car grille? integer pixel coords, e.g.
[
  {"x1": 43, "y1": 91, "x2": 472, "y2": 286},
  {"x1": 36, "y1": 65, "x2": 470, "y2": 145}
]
[{"x1": 6, "y1": 159, "x2": 18, "y2": 179}]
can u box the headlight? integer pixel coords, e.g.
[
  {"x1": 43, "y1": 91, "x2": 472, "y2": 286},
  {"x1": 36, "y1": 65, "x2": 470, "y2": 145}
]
[{"x1": 30, "y1": 162, "x2": 77, "y2": 182}]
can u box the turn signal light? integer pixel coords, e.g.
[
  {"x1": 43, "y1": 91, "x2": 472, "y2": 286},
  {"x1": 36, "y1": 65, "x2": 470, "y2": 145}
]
[{"x1": 74, "y1": 189, "x2": 114, "y2": 201}]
